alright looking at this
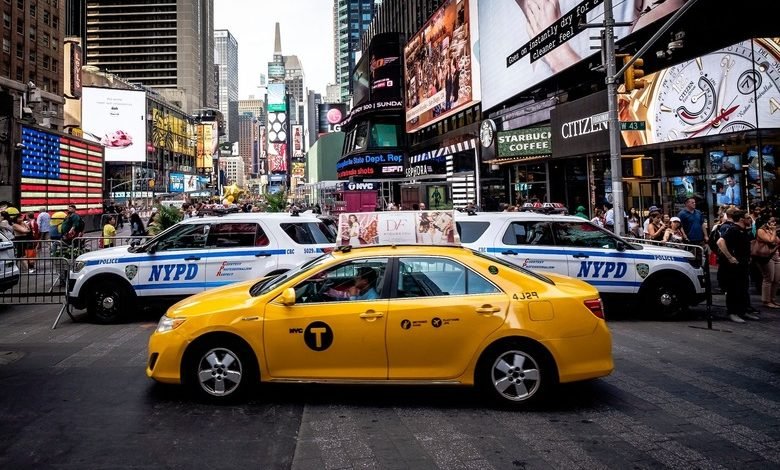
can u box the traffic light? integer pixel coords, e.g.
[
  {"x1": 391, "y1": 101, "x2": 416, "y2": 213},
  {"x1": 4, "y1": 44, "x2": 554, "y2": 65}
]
[{"x1": 623, "y1": 55, "x2": 645, "y2": 92}]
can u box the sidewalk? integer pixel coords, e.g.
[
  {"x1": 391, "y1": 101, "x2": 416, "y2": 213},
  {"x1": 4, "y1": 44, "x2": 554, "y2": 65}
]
[{"x1": 690, "y1": 265, "x2": 780, "y2": 324}]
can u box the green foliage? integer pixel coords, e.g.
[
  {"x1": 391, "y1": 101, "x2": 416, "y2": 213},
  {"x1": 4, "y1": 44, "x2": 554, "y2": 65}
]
[
  {"x1": 264, "y1": 190, "x2": 288, "y2": 213},
  {"x1": 148, "y1": 204, "x2": 183, "y2": 235}
]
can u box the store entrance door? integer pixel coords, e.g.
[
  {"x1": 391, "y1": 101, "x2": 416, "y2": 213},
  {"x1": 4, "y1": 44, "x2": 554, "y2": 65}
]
[{"x1": 626, "y1": 180, "x2": 661, "y2": 215}]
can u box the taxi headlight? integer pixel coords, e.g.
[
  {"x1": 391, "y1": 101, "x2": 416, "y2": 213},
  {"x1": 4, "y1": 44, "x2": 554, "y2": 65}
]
[
  {"x1": 72, "y1": 260, "x2": 86, "y2": 273},
  {"x1": 156, "y1": 316, "x2": 187, "y2": 333}
]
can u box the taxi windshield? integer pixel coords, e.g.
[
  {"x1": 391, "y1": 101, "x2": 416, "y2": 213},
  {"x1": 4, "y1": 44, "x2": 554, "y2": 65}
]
[{"x1": 250, "y1": 253, "x2": 334, "y2": 296}]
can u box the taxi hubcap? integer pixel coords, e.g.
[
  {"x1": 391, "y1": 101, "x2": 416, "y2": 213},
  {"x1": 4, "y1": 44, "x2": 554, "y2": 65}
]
[
  {"x1": 198, "y1": 348, "x2": 243, "y2": 396},
  {"x1": 491, "y1": 351, "x2": 540, "y2": 401}
]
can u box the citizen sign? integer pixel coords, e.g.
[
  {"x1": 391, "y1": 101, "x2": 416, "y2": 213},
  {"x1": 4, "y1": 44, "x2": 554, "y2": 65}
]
[{"x1": 560, "y1": 114, "x2": 609, "y2": 139}]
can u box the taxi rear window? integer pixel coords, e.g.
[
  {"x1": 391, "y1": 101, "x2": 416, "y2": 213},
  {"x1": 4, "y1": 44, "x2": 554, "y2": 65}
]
[
  {"x1": 456, "y1": 221, "x2": 490, "y2": 243},
  {"x1": 280, "y1": 222, "x2": 337, "y2": 244}
]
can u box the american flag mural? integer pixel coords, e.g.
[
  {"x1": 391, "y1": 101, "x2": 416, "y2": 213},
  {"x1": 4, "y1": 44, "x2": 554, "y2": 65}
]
[{"x1": 19, "y1": 126, "x2": 105, "y2": 214}]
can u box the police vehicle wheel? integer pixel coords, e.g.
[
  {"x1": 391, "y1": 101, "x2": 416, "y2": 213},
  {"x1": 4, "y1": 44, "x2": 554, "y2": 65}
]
[
  {"x1": 643, "y1": 281, "x2": 685, "y2": 320},
  {"x1": 88, "y1": 281, "x2": 128, "y2": 324},
  {"x1": 186, "y1": 339, "x2": 257, "y2": 403},
  {"x1": 478, "y1": 342, "x2": 552, "y2": 407}
]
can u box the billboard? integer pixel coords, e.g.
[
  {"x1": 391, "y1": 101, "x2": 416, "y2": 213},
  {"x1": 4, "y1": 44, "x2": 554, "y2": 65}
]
[
  {"x1": 478, "y1": 0, "x2": 688, "y2": 111},
  {"x1": 336, "y1": 152, "x2": 405, "y2": 180},
  {"x1": 197, "y1": 122, "x2": 219, "y2": 168},
  {"x1": 151, "y1": 108, "x2": 196, "y2": 157},
  {"x1": 268, "y1": 111, "x2": 288, "y2": 143},
  {"x1": 268, "y1": 143, "x2": 288, "y2": 173},
  {"x1": 404, "y1": 0, "x2": 481, "y2": 133},
  {"x1": 19, "y1": 126, "x2": 104, "y2": 214},
  {"x1": 317, "y1": 103, "x2": 347, "y2": 134},
  {"x1": 370, "y1": 34, "x2": 403, "y2": 103},
  {"x1": 267, "y1": 83, "x2": 287, "y2": 112},
  {"x1": 81, "y1": 87, "x2": 147, "y2": 162},
  {"x1": 292, "y1": 125, "x2": 304, "y2": 158},
  {"x1": 619, "y1": 37, "x2": 780, "y2": 147}
]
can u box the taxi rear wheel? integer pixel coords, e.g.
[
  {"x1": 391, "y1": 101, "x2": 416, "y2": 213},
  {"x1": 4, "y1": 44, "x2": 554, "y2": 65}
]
[
  {"x1": 478, "y1": 342, "x2": 552, "y2": 407},
  {"x1": 185, "y1": 339, "x2": 257, "y2": 403},
  {"x1": 88, "y1": 281, "x2": 129, "y2": 324}
]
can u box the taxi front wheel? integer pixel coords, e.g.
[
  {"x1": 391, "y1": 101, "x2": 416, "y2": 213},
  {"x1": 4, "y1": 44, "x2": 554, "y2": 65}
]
[
  {"x1": 184, "y1": 339, "x2": 257, "y2": 403},
  {"x1": 478, "y1": 342, "x2": 552, "y2": 407}
]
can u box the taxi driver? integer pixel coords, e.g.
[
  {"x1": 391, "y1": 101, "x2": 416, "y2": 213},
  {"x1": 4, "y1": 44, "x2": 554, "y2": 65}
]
[{"x1": 349, "y1": 267, "x2": 379, "y2": 300}]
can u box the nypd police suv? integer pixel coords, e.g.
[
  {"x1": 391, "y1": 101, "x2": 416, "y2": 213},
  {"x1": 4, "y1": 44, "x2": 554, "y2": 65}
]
[
  {"x1": 455, "y1": 211, "x2": 706, "y2": 319},
  {"x1": 68, "y1": 212, "x2": 336, "y2": 323}
]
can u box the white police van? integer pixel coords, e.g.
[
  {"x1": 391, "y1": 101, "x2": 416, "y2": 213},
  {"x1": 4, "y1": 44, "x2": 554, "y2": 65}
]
[
  {"x1": 68, "y1": 212, "x2": 336, "y2": 323},
  {"x1": 455, "y1": 212, "x2": 706, "y2": 319}
]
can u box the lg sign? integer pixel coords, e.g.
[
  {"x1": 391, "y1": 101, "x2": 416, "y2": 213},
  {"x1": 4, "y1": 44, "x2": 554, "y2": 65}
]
[{"x1": 318, "y1": 103, "x2": 347, "y2": 134}]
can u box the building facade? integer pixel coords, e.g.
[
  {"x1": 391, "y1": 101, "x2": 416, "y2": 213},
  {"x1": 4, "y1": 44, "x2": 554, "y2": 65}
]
[
  {"x1": 333, "y1": 0, "x2": 378, "y2": 104},
  {"x1": 83, "y1": 0, "x2": 215, "y2": 113},
  {"x1": 0, "y1": 0, "x2": 68, "y2": 201},
  {"x1": 214, "y1": 29, "x2": 238, "y2": 144},
  {"x1": 220, "y1": 156, "x2": 245, "y2": 187},
  {"x1": 238, "y1": 98, "x2": 265, "y2": 125}
]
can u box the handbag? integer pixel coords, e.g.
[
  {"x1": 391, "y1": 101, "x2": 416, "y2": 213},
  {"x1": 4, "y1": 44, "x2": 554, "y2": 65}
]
[{"x1": 750, "y1": 238, "x2": 775, "y2": 259}]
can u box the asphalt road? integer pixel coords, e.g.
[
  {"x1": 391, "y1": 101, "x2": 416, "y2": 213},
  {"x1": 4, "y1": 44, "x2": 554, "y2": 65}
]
[{"x1": 0, "y1": 302, "x2": 778, "y2": 469}]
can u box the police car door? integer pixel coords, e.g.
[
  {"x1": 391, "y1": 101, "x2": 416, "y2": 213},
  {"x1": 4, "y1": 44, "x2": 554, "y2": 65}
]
[
  {"x1": 551, "y1": 220, "x2": 637, "y2": 293},
  {"x1": 494, "y1": 220, "x2": 568, "y2": 276},
  {"x1": 204, "y1": 222, "x2": 278, "y2": 288},
  {"x1": 135, "y1": 223, "x2": 208, "y2": 296}
]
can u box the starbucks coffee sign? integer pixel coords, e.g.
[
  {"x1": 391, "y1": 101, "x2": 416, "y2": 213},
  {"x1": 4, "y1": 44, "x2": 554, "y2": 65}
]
[{"x1": 497, "y1": 126, "x2": 552, "y2": 158}]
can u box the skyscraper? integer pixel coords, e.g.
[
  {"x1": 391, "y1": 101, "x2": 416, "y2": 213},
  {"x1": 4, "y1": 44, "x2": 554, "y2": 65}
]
[
  {"x1": 333, "y1": 0, "x2": 379, "y2": 103},
  {"x1": 84, "y1": 0, "x2": 216, "y2": 113},
  {"x1": 214, "y1": 29, "x2": 239, "y2": 144},
  {"x1": 284, "y1": 55, "x2": 305, "y2": 129}
]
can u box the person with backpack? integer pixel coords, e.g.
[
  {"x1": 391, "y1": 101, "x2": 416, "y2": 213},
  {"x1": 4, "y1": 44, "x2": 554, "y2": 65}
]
[{"x1": 710, "y1": 207, "x2": 736, "y2": 294}]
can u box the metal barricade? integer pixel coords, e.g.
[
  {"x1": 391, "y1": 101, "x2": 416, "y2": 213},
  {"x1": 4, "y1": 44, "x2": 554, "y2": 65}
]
[{"x1": 624, "y1": 237, "x2": 714, "y2": 327}]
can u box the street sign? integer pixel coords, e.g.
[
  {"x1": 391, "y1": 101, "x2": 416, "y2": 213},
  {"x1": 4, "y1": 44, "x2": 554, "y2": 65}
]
[{"x1": 620, "y1": 121, "x2": 646, "y2": 131}]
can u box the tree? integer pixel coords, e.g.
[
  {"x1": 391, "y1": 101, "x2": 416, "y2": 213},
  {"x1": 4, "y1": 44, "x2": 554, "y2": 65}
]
[
  {"x1": 147, "y1": 204, "x2": 183, "y2": 235},
  {"x1": 264, "y1": 190, "x2": 288, "y2": 213}
]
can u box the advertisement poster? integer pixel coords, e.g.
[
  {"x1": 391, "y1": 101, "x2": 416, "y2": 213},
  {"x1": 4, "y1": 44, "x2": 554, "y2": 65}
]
[
  {"x1": 292, "y1": 125, "x2": 304, "y2": 158},
  {"x1": 268, "y1": 142, "x2": 288, "y2": 173},
  {"x1": 747, "y1": 146, "x2": 776, "y2": 199},
  {"x1": 81, "y1": 87, "x2": 147, "y2": 162},
  {"x1": 478, "y1": 0, "x2": 687, "y2": 111},
  {"x1": 169, "y1": 173, "x2": 184, "y2": 192},
  {"x1": 370, "y1": 34, "x2": 402, "y2": 102},
  {"x1": 710, "y1": 151, "x2": 742, "y2": 206},
  {"x1": 267, "y1": 83, "x2": 287, "y2": 112},
  {"x1": 404, "y1": 0, "x2": 480, "y2": 133},
  {"x1": 621, "y1": 37, "x2": 780, "y2": 147},
  {"x1": 337, "y1": 211, "x2": 458, "y2": 246},
  {"x1": 151, "y1": 108, "x2": 196, "y2": 157},
  {"x1": 196, "y1": 122, "x2": 218, "y2": 168}
]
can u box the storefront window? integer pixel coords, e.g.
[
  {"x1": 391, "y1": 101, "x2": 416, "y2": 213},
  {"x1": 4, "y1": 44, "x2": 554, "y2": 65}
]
[{"x1": 513, "y1": 162, "x2": 548, "y2": 206}]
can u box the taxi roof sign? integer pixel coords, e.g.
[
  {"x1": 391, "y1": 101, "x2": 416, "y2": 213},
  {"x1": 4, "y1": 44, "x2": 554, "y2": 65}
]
[{"x1": 337, "y1": 211, "x2": 460, "y2": 247}]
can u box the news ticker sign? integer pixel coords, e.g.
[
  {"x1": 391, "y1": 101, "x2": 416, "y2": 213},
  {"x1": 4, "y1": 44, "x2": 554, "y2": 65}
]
[{"x1": 336, "y1": 153, "x2": 404, "y2": 180}]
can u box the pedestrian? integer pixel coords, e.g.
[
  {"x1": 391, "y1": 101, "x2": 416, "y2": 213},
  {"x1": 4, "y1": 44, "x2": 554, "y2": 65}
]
[
  {"x1": 663, "y1": 217, "x2": 689, "y2": 244},
  {"x1": 130, "y1": 212, "x2": 146, "y2": 242},
  {"x1": 103, "y1": 216, "x2": 117, "y2": 248},
  {"x1": 645, "y1": 211, "x2": 666, "y2": 241},
  {"x1": 37, "y1": 207, "x2": 51, "y2": 241},
  {"x1": 604, "y1": 203, "x2": 615, "y2": 232},
  {"x1": 9, "y1": 208, "x2": 33, "y2": 272},
  {"x1": 0, "y1": 210, "x2": 14, "y2": 240},
  {"x1": 590, "y1": 208, "x2": 605, "y2": 228},
  {"x1": 574, "y1": 205, "x2": 588, "y2": 220},
  {"x1": 717, "y1": 209, "x2": 758, "y2": 323},
  {"x1": 755, "y1": 217, "x2": 780, "y2": 309},
  {"x1": 60, "y1": 205, "x2": 84, "y2": 246},
  {"x1": 643, "y1": 205, "x2": 660, "y2": 234},
  {"x1": 678, "y1": 197, "x2": 708, "y2": 248},
  {"x1": 49, "y1": 211, "x2": 67, "y2": 241}
]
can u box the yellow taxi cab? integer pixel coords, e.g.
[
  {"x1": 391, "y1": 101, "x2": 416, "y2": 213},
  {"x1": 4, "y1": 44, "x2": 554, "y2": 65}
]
[{"x1": 147, "y1": 244, "x2": 613, "y2": 406}]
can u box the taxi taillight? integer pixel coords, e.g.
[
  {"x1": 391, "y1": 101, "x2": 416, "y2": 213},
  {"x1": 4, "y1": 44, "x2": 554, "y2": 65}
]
[{"x1": 584, "y1": 299, "x2": 605, "y2": 319}]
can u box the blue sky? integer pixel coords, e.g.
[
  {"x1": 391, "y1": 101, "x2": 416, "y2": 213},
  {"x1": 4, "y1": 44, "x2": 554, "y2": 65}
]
[{"x1": 215, "y1": 0, "x2": 335, "y2": 99}]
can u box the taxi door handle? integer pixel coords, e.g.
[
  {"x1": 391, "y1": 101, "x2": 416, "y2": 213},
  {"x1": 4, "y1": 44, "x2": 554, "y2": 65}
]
[
  {"x1": 572, "y1": 253, "x2": 589, "y2": 259},
  {"x1": 501, "y1": 251, "x2": 517, "y2": 255},
  {"x1": 359, "y1": 311, "x2": 385, "y2": 319},
  {"x1": 476, "y1": 305, "x2": 501, "y2": 314},
  {"x1": 184, "y1": 256, "x2": 201, "y2": 261}
]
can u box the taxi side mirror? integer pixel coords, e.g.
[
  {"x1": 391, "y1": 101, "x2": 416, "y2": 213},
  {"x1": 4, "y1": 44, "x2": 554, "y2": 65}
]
[{"x1": 279, "y1": 287, "x2": 296, "y2": 306}]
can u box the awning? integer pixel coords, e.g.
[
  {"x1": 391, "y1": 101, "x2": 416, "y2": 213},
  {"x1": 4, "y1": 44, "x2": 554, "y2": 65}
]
[{"x1": 410, "y1": 138, "x2": 477, "y2": 164}]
